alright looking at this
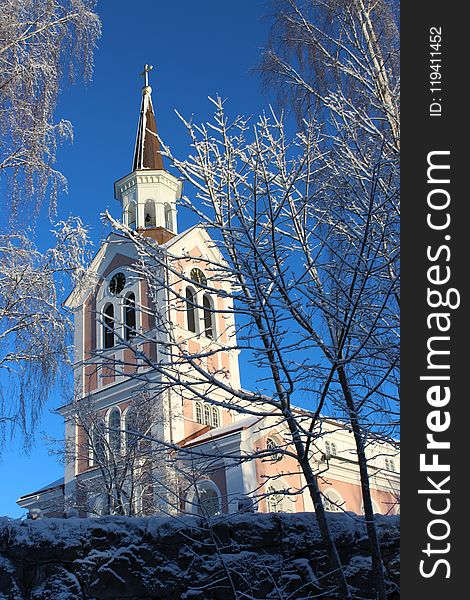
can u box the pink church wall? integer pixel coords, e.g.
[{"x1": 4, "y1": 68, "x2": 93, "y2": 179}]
[
  {"x1": 319, "y1": 477, "x2": 363, "y2": 513},
  {"x1": 67, "y1": 225, "x2": 400, "y2": 519},
  {"x1": 170, "y1": 265, "x2": 185, "y2": 329},
  {"x1": 83, "y1": 294, "x2": 98, "y2": 394},
  {"x1": 101, "y1": 356, "x2": 115, "y2": 385},
  {"x1": 208, "y1": 353, "x2": 218, "y2": 374},
  {"x1": 187, "y1": 339, "x2": 199, "y2": 356},
  {"x1": 220, "y1": 409, "x2": 232, "y2": 427},
  {"x1": 170, "y1": 246, "x2": 232, "y2": 345},
  {"x1": 182, "y1": 402, "x2": 206, "y2": 440},
  {"x1": 84, "y1": 365, "x2": 98, "y2": 394},
  {"x1": 181, "y1": 397, "x2": 232, "y2": 439},
  {"x1": 318, "y1": 476, "x2": 399, "y2": 515},
  {"x1": 255, "y1": 431, "x2": 306, "y2": 513},
  {"x1": 220, "y1": 353, "x2": 230, "y2": 378},
  {"x1": 122, "y1": 348, "x2": 137, "y2": 375},
  {"x1": 102, "y1": 254, "x2": 135, "y2": 279},
  {"x1": 76, "y1": 400, "x2": 131, "y2": 476},
  {"x1": 139, "y1": 279, "x2": 156, "y2": 332},
  {"x1": 372, "y1": 488, "x2": 400, "y2": 515},
  {"x1": 82, "y1": 255, "x2": 155, "y2": 394},
  {"x1": 76, "y1": 425, "x2": 88, "y2": 475},
  {"x1": 188, "y1": 245, "x2": 203, "y2": 259}
]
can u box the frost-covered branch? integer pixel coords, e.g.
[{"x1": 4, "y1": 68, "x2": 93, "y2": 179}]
[{"x1": 0, "y1": 217, "x2": 91, "y2": 449}]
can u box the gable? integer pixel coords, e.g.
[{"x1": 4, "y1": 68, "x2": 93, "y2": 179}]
[
  {"x1": 165, "y1": 225, "x2": 228, "y2": 268},
  {"x1": 64, "y1": 233, "x2": 140, "y2": 309}
]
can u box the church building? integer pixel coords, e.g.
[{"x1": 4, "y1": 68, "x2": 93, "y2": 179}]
[{"x1": 17, "y1": 69, "x2": 400, "y2": 519}]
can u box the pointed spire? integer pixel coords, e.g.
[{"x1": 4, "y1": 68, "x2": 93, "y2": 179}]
[{"x1": 132, "y1": 65, "x2": 164, "y2": 171}]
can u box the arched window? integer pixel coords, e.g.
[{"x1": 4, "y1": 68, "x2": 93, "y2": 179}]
[
  {"x1": 127, "y1": 202, "x2": 137, "y2": 230},
  {"x1": 103, "y1": 304, "x2": 115, "y2": 349},
  {"x1": 195, "y1": 402, "x2": 203, "y2": 424},
  {"x1": 90, "y1": 493, "x2": 107, "y2": 516},
  {"x1": 144, "y1": 200, "x2": 156, "y2": 227},
  {"x1": 125, "y1": 409, "x2": 139, "y2": 451},
  {"x1": 109, "y1": 408, "x2": 121, "y2": 453},
  {"x1": 203, "y1": 294, "x2": 214, "y2": 339},
  {"x1": 204, "y1": 404, "x2": 211, "y2": 426},
  {"x1": 266, "y1": 437, "x2": 276, "y2": 451},
  {"x1": 190, "y1": 268, "x2": 207, "y2": 286},
  {"x1": 196, "y1": 483, "x2": 220, "y2": 517},
  {"x1": 266, "y1": 486, "x2": 284, "y2": 513},
  {"x1": 266, "y1": 437, "x2": 282, "y2": 461},
  {"x1": 325, "y1": 441, "x2": 337, "y2": 458},
  {"x1": 186, "y1": 287, "x2": 196, "y2": 333},
  {"x1": 124, "y1": 293, "x2": 136, "y2": 340},
  {"x1": 211, "y1": 407, "x2": 220, "y2": 429},
  {"x1": 385, "y1": 457, "x2": 396, "y2": 472},
  {"x1": 196, "y1": 402, "x2": 219, "y2": 428},
  {"x1": 164, "y1": 203, "x2": 173, "y2": 231},
  {"x1": 93, "y1": 422, "x2": 106, "y2": 464},
  {"x1": 323, "y1": 491, "x2": 343, "y2": 512},
  {"x1": 362, "y1": 499, "x2": 381, "y2": 515}
]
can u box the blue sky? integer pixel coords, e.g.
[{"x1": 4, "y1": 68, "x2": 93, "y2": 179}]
[{"x1": 0, "y1": 0, "x2": 272, "y2": 517}]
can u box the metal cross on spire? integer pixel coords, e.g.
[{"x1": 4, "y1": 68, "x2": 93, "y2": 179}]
[{"x1": 140, "y1": 64, "x2": 153, "y2": 87}]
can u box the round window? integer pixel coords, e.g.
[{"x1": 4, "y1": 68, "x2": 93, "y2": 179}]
[{"x1": 109, "y1": 272, "x2": 126, "y2": 295}]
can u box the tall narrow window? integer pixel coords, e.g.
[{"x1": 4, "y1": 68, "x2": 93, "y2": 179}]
[
  {"x1": 164, "y1": 203, "x2": 173, "y2": 231},
  {"x1": 203, "y1": 294, "x2": 214, "y2": 339},
  {"x1": 266, "y1": 486, "x2": 284, "y2": 513},
  {"x1": 325, "y1": 441, "x2": 337, "y2": 458},
  {"x1": 103, "y1": 304, "x2": 115, "y2": 349},
  {"x1": 126, "y1": 409, "x2": 138, "y2": 451},
  {"x1": 195, "y1": 402, "x2": 203, "y2": 424},
  {"x1": 124, "y1": 293, "x2": 136, "y2": 340},
  {"x1": 93, "y1": 422, "x2": 106, "y2": 464},
  {"x1": 109, "y1": 408, "x2": 121, "y2": 452},
  {"x1": 144, "y1": 200, "x2": 156, "y2": 227},
  {"x1": 186, "y1": 287, "x2": 196, "y2": 333},
  {"x1": 197, "y1": 485, "x2": 220, "y2": 517},
  {"x1": 324, "y1": 492, "x2": 342, "y2": 512},
  {"x1": 211, "y1": 407, "x2": 220, "y2": 429},
  {"x1": 204, "y1": 404, "x2": 211, "y2": 426},
  {"x1": 266, "y1": 437, "x2": 282, "y2": 461},
  {"x1": 127, "y1": 202, "x2": 137, "y2": 230}
]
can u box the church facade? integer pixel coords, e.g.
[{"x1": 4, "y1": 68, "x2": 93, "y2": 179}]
[{"x1": 17, "y1": 74, "x2": 400, "y2": 519}]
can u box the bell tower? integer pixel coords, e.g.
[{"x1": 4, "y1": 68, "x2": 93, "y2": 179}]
[{"x1": 114, "y1": 65, "x2": 181, "y2": 244}]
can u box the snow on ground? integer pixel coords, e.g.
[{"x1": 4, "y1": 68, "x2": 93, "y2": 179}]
[{"x1": 0, "y1": 512, "x2": 400, "y2": 599}]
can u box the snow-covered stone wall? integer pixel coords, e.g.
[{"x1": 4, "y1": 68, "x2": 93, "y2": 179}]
[{"x1": 0, "y1": 513, "x2": 399, "y2": 599}]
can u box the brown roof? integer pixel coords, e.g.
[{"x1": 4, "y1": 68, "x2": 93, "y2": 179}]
[{"x1": 132, "y1": 86, "x2": 164, "y2": 171}]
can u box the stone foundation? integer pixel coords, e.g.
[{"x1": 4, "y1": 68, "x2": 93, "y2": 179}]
[{"x1": 0, "y1": 513, "x2": 399, "y2": 599}]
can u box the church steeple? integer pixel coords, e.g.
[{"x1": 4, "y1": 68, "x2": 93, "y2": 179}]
[
  {"x1": 114, "y1": 65, "x2": 181, "y2": 241},
  {"x1": 132, "y1": 65, "x2": 164, "y2": 171}
]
